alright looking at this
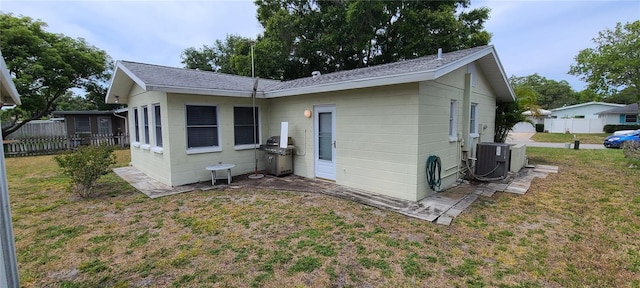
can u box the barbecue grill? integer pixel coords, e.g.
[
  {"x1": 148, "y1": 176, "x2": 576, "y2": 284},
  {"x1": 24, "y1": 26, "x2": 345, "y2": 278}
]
[{"x1": 259, "y1": 136, "x2": 294, "y2": 176}]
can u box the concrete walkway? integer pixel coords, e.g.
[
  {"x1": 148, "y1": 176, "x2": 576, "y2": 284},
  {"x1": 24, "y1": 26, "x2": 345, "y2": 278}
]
[
  {"x1": 507, "y1": 132, "x2": 606, "y2": 149},
  {"x1": 114, "y1": 163, "x2": 558, "y2": 225}
]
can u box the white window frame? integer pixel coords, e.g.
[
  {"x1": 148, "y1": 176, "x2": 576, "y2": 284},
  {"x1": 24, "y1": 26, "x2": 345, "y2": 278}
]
[
  {"x1": 449, "y1": 100, "x2": 458, "y2": 142},
  {"x1": 233, "y1": 106, "x2": 261, "y2": 150},
  {"x1": 141, "y1": 105, "x2": 150, "y2": 150},
  {"x1": 625, "y1": 114, "x2": 637, "y2": 123},
  {"x1": 470, "y1": 103, "x2": 479, "y2": 138},
  {"x1": 152, "y1": 104, "x2": 163, "y2": 154},
  {"x1": 185, "y1": 104, "x2": 221, "y2": 154},
  {"x1": 132, "y1": 107, "x2": 140, "y2": 147}
]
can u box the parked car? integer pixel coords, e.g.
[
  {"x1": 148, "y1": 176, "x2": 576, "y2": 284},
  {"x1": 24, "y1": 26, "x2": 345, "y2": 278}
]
[
  {"x1": 613, "y1": 129, "x2": 640, "y2": 136},
  {"x1": 603, "y1": 131, "x2": 640, "y2": 148}
]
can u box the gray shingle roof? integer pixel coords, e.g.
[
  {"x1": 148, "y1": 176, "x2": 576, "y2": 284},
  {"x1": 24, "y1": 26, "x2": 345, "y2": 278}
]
[
  {"x1": 119, "y1": 61, "x2": 282, "y2": 92},
  {"x1": 597, "y1": 103, "x2": 639, "y2": 114},
  {"x1": 270, "y1": 45, "x2": 489, "y2": 91},
  {"x1": 108, "y1": 45, "x2": 514, "y2": 102}
]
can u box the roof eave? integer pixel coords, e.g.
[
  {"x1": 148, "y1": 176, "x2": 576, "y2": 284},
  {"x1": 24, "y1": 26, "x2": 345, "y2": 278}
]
[
  {"x1": 0, "y1": 51, "x2": 21, "y2": 106},
  {"x1": 265, "y1": 71, "x2": 437, "y2": 98},
  {"x1": 149, "y1": 85, "x2": 254, "y2": 98}
]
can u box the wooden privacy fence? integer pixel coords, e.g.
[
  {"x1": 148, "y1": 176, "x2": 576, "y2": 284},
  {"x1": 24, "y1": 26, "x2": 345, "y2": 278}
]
[{"x1": 3, "y1": 134, "x2": 129, "y2": 157}]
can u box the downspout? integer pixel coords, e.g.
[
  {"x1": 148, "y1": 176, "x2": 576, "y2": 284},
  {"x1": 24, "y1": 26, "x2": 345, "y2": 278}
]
[
  {"x1": 112, "y1": 110, "x2": 128, "y2": 135},
  {"x1": 462, "y1": 73, "x2": 472, "y2": 156}
]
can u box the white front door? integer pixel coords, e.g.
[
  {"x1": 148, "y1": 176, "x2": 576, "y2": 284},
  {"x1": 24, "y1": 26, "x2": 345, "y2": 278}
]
[{"x1": 314, "y1": 105, "x2": 336, "y2": 180}]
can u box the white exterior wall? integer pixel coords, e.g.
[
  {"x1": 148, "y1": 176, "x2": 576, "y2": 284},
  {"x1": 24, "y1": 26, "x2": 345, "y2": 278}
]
[
  {"x1": 600, "y1": 114, "x2": 623, "y2": 125},
  {"x1": 269, "y1": 84, "x2": 422, "y2": 201},
  {"x1": 551, "y1": 103, "x2": 623, "y2": 119}
]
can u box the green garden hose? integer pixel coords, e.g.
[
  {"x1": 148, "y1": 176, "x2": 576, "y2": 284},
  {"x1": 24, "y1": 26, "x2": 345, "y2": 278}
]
[{"x1": 427, "y1": 155, "x2": 442, "y2": 191}]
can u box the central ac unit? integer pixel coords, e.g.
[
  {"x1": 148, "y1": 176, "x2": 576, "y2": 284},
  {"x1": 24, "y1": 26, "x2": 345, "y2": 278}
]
[{"x1": 475, "y1": 142, "x2": 511, "y2": 179}]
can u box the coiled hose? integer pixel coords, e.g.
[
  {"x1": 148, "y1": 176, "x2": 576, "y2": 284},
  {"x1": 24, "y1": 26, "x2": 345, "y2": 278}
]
[{"x1": 426, "y1": 155, "x2": 441, "y2": 191}]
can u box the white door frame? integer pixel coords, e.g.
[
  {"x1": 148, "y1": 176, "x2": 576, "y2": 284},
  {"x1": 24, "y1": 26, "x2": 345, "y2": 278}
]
[{"x1": 314, "y1": 105, "x2": 336, "y2": 180}]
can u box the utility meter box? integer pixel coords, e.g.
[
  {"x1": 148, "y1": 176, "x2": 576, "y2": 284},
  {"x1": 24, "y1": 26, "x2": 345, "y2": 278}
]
[{"x1": 475, "y1": 142, "x2": 511, "y2": 179}]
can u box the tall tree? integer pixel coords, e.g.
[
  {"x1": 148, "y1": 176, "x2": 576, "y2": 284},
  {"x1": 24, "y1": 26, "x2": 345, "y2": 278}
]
[
  {"x1": 183, "y1": 0, "x2": 490, "y2": 80},
  {"x1": 569, "y1": 21, "x2": 640, "y2": 99},
  {"x1": 509, "y1": 74, "x2": 578, "y2": 109},
  {"x1": 255, "y1": 0, "x2": 491, "y2": 80},
  {"x1": 0, "y1": 13, "x2": 110, "y2": 138},
  {"x1": 181, "y1": 34, "x2": 255, "y2": 76}
]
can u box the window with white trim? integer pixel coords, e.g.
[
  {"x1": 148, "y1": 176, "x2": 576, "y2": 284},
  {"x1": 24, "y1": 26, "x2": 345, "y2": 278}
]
[
  {"x1": 625, "y1": 114, "x2": 637, "y2": 123},
  {"x1": 75, "y1": 116, "x2": 91, "y2": 134},
  {"x1": 142, "y1": 106, "x2": 150, "y2": 145},
  {"x1": 449, "y1": 100, "x2": 458, "y2": 140},
  {"x1": 186, "y1": 105, "x2": 219, "y2": 151},
  {"x1": 133, "y1": 107, "x2": 140, "y2": 143},
  {"x1": 153, "y1": 104, "x2": 162, "y2": 148},
  {"x1": 470, "y1": 103, "x2": 478, "y2": 135},
  {"x1": 234, "y1": 106, "x2": 259, "y2": 147}
]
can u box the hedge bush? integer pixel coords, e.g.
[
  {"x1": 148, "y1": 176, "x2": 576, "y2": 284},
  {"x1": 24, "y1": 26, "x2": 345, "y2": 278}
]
[
  {"x1": 54, "y1": 145, "x2": 117, "y2": 198},
  {"x1": 603, "y1": 124, "x2": 640, "y2": 133}
]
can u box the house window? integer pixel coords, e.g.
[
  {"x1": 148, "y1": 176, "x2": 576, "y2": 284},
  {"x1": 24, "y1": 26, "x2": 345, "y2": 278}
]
[
  {"x1": 449, "y1": 100, "x2": 458, "y2": 140},
  {"x1": 133, "y1": 107, "x2": 140, "y2": 143},
  {"x1": 234, "y1": 106, "x2": 259, "y2": 147},
  {"x1": 625, "y1": 114, "x2": 637, "y2": 123},
  {"x1": 142, "y1": 106, "x2": 150, "y2": 145},
  {"x1": 470, "y1": 103, "x2": 478, "y2": 135},
  {"x1": 186, "y1": 105, "x2": 219, "y2": 152},
  {"x1": 75, "y1": 116, "x2": 90, "y2": 134},
  {"x1": 153, "y1": 104, "x2": 162, "y2": 148}
]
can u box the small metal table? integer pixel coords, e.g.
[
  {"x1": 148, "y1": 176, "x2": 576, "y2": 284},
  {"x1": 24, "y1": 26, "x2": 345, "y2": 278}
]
[{"x1": 205, "y1": 163, "x2": 235, "y2": 185}]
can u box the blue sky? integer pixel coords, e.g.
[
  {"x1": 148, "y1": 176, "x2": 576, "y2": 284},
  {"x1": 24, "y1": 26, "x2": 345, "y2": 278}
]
[{"x1": 1, "y1": 0, "x2": 638, "y2": 91}]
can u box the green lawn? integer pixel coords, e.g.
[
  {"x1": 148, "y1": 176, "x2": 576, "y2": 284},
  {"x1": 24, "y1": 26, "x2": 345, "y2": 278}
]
[
  {"x1": 531, "y1": 132, "x2": 610, "y2": 144},
  {"x1": 6, "y1": 148, "x2": 640, "y2": 287}
]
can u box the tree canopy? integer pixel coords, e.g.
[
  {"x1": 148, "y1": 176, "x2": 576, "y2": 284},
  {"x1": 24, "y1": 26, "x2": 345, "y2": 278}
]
[
  {"x1": 0, "y1": 13, "x2": 112, "y2": 138},
  {"x1": 569, "y1": 20, "x2": 640, "y2": 99},
  {"x1": 509, "y1": 74, "x2": 578, "y2": 109},
  {"x1": 182, "y1": 0, "x2": 491, "y2": 80}
]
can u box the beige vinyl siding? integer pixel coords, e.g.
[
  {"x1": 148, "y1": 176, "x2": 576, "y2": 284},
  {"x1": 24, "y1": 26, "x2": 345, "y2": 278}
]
[
  {"x1": 165, "y1": 93, "x2": 268, "y2": 186},
  {"x1": 127, "y1": 85, "x2": 171, "y2": 185},
  {"x1": 270, "y1": 83, "x2": 421, "y2": 201}
]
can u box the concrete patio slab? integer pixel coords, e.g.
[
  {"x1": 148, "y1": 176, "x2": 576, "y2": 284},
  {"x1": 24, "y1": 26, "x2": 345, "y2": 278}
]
[{"x1": 113, "y1": 163, "x2": 559, "y2": 225}]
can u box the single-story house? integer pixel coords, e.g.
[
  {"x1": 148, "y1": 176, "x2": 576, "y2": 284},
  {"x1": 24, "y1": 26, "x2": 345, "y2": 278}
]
[
  {"x1": 105, "y1": 45, "x2": 516, "y2": 202},
  {"x1": 597, "y1": 102, "x2": 640, "y2": 125},
  {"x1": 549, "y1": 102, "x2": 625, "y2": 119},
  {"x1": 0, "y1": 49, "x2": 21, "y2": 287},
  {"x1": 52, "y1": 109, "x2": 128, "y2": 136},
  {"x1": 512, "y1": 109, "x2": 551, "y2": 132}
]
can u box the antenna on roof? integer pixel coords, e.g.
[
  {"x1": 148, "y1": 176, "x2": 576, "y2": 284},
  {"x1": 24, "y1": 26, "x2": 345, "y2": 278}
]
[{"x1": 437, "y1": 48, "x2": 443, "y2": 59}]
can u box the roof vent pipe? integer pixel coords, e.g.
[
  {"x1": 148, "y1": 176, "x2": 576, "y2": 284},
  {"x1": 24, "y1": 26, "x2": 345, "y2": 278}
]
[
  {"x1": 311, "y1": 71, "x2": 321, "y2": 78},
  {"x1": 437, "y1": 48, "x2": 443, "y2": 59}
]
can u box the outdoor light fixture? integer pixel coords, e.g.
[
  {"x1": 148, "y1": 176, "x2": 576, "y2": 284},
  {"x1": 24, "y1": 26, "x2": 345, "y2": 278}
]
[
  {"x1": 304, "y1": 109, "x2": 312, "y2": 118},
  {"x1": 114, "y1": 95, "x2": 120, "y2": 103}
]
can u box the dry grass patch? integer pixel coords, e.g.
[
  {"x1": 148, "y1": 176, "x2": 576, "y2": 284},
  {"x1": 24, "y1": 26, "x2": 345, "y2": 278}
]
[{"x1": 6, "y1": 148, "x2": 640, "y2": 287}]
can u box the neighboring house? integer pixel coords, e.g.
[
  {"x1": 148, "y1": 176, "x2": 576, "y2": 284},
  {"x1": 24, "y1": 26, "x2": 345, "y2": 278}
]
[
  {"x1": 0, "y1": 49, "x2": 21, "y2": 287},
  {"x1": 544, "y1": 102, "x2": 627, "y2": 133},
  {"x1": 52, "y1": 109, "x2": 128, "y2": 136},
  {"x1": 106, "y1": 45, "x2": 515, "y2": 202},
  {"x1": 512, "y1": 109, "x2": 551, "y2": 133},
  {"x1": 596, "y1": 102, "x2": 640, "y2": 125},
  {"x1": 549, "y1": 102, "x2": 625, "y2": 119}
]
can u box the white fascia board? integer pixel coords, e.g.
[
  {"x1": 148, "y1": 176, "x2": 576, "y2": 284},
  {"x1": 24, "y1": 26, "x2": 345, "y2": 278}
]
[
  {"x1": 265, "y1": 71, "x2": 437, "y2": 98},
  {"x1": 105, "y1": 62, "x2": 147, "y2": 104},
  {"x1": 485, "y1": 47, "x2": 517, "y2": 102},
  {"x1": 0, "y1": 54, "x2": 20, "y2": 105},
  {"x1": 148, "y1": 85, "x2": 253, "y2": 98}
]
